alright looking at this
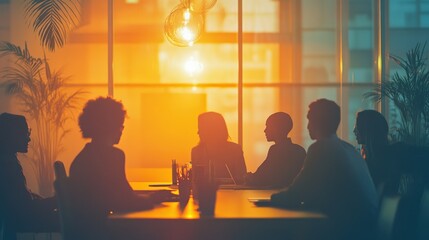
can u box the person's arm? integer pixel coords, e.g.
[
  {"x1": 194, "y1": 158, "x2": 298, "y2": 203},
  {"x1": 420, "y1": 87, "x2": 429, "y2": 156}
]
[
  {"x1": 270, "y1": 143, "x2": 322, "y2": 207},
  {"x1": 110, "y1": 150, "x2": 153, "y2": 211},
  {"x1": 246, "y1": 146, "x2": 273, "y2": 186}
]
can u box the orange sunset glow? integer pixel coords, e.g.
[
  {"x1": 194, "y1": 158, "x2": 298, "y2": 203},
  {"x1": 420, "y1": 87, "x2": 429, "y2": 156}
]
[
  {"x1": 1, "y1": 0, "x2": 420, "y2": 186},
  {"x1": 2, "y1": 1, "x2": 429, "y2": 240}
]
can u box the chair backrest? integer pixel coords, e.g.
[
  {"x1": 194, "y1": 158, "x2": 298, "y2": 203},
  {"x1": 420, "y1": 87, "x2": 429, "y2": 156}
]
[
  {"x1": 417, "y1": 187, "x2": 429, "y2": 240},
  {"x1": 53, "y1": 161, "x2": 78, "y2": 240},
  {"x1": 376, "y1": 194, "x2": 402, "y2": 240}
]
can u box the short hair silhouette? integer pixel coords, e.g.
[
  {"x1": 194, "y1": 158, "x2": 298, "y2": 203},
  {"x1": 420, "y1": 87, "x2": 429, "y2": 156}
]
[
  {"x1": 308, "y1": 98, "x2": 340, "y2": 135},
  {"x1": 78, "y1": 97, "x2": 127, "y2": 138},
  {"x1": 198, "y1": 112, "x2": 229, "y2": 144},
  {"x1": 267, "y1": 112, "x2": 293, "y2": 135},
  {"x1": 0, "y1": 113, "x2": 29, "y2": 152},
  {"x1": 356, "y1": 110, "x2": 388, "y2": 145}
]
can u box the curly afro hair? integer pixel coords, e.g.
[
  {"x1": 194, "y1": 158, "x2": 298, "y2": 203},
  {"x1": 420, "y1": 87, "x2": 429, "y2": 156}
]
[{"x1": 78, "y1": 97, "x2": 127, "y2": 139}]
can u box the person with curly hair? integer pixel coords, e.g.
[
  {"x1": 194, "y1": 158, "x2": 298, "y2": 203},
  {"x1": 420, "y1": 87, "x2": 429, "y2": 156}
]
[{"x1": 69, "y1": 97, "x2": 172, "y2": 239}]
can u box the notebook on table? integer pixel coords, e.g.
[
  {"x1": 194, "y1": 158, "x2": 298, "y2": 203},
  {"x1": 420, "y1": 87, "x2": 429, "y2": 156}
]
[{"x1": 248, "y1": 197, "x2": 273, "y2": 206}]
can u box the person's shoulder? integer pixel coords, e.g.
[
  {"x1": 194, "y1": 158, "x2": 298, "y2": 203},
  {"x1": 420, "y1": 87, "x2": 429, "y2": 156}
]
[
  {"x1": 111, "y1": 146, "x2": 125, "y2": 159},
  {"x1": 291, "y1": 142, "x2": 306, "y2": 153},
  {"x1": 306, "y1": 138, "x2": 341, "y2": 156},
  {"x1": 111, "y1": 145, "x2": 124, "y2": 153},
  {"x1": 191, "y1": 144, "x2": 202, "y2": 153},
  {"x1": 307, "y1": 140, "x2": 325, "y2": 152}
]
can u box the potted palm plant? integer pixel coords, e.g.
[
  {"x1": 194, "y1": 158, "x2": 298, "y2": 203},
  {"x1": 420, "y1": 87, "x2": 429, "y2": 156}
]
[
  {"x1": 365, "y1": 42, "x2": 429, "y2": 146},
  {"x1": 0, "y1": 42, "x2": 83, "y2": 196},
  {"x1": 0, "y1": 0, "x2": 82, "y2": 196}
]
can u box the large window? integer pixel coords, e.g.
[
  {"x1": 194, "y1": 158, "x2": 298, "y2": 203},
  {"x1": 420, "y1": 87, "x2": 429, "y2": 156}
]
[{"x1": 4, "y1": 0, "x2": 429, "y2": 173}]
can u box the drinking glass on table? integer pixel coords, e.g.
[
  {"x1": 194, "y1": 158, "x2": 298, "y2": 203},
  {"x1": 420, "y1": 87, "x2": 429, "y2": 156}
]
[{"x1": 178, "y1": 164, "x2": 191, "y2": 206}]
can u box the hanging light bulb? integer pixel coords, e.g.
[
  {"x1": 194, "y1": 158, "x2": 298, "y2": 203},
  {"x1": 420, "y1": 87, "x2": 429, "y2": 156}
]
[
  {"x1": 164, "y1": 4, "x2": 204, "y2": 47},
  {"x1": 181, "y1": 0, "x2": 217, "y2": 13}
]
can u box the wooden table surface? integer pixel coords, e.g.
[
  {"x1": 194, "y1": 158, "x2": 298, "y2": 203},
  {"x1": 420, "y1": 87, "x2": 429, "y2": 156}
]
[{"x1": 108, "y1": 183, "x2": 331, "y2": 240}]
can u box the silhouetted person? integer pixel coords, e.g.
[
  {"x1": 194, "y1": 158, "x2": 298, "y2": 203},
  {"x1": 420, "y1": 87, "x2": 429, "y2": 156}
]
[
  {"x1": 69, "y1": 97, "x2": 172, "y2": 240},
  {"x1": 354, "y1": 110, "x2": 402, "y2": 195},
  {"x1": 191, "y1": 112, "x2": 247, "y2": 185},
  {"x1": 0, "y1": 113, "x2": 58, "y2": 239},
  {"x1": 355, "y1": 110, "x2": 429, "y2": 240},
  {"x1": 245, "y1": 112, "x2": 306, "y2": 188},
  {"x1": 355, "y1": 110, "x2": 429, "y2": 194},
  {"x1": 271, "y1": 99, "x2": 378, "y2": 240}
]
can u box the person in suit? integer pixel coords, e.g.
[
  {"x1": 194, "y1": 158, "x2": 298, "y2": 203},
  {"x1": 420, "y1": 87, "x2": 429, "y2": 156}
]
[
  {"x1": 191, "y1": 111, "x2": 247, "y2": 185},
  {"x1": 245, "y1": 112, "x2": 306, "y2": 188},
  {"x1": 69, "y1": 97, "x2": 172, "y2": 239},
  {"x1": 271, "y1": 99, "x2": 378, "y2": 240},
  {"x1": 0, "y1": 113, "x2": 58, "y2": 239}
]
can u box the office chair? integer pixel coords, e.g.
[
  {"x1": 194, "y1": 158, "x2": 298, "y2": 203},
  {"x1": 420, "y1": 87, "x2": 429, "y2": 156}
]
[
  {"x1": 53, "y1": 161, "x2": 79, "y2": 240},
  {"x1": 417, "y1": 187, "x2": 429, "y2": 240},
  {"x1": 376, "y1": 194, "x2": 402, "y2": 240}
]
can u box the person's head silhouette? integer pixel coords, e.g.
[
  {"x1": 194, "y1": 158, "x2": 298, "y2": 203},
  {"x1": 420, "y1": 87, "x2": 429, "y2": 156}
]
[
  {"x1": 197, "y1": 112, "x2": 229, "y2": 145},
  {"x1": 264, "y1": 112, "x2": 293, "y2": 143},
  {"x1": 0, "y1": 113, "x2": 31, "y2": 154},
  {"x1": 78, "y1": 97, "x2": 126, "y2": 145},
  {"x1": 354, "y1": 110, "x2": 388, "y2": 146},
  {"x1": 307, "y1": 99, "x2": 340, "y2": 140}
]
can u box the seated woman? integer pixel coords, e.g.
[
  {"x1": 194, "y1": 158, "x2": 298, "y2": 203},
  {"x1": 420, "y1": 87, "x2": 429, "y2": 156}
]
[
  {"x1": 246, "y1": 112, "x2": 306, "y2": 188},
  {"x1": 0, "y1": 113, "x2": 58, "y2": 238},
  {"x1": 69, "y1": 97, "x2": 172, "y2": 239},
  {"x1": 354, "y1": 109, "x2": 402, "y2": 195},
  {"x1": 191, "y1": 112, "x2": 247, "y2": 185},
  {"x1": 356, "y1": 110, "x2": 429, "y2": 196}
]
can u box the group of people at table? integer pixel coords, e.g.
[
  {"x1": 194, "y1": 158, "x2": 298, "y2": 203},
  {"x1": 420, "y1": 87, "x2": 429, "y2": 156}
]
[{"x1": 0, "y1": 96, "x2": 416, "y2": 239}]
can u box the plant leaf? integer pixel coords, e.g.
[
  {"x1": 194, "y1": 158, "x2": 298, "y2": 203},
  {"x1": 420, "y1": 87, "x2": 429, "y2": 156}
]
[{"x1": 25, "y1": 0, "x2": 81, "y2": 51}]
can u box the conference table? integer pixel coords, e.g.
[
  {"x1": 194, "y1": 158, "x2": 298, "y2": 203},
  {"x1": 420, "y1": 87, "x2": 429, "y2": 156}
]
[{"x1": 107, "y1": 182, "x2": 332, "y2": 240}]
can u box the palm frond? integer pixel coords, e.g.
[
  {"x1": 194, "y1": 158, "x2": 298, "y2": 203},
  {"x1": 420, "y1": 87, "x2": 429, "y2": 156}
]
[
  {"x1": 366, "y1": 42, "x2": 429, "y2": 146},
  {"x1": 25, "y1": 0, "x2": 81, "y2": 51},
  {"x1": 0, "y1": 41, "x2": 43, "y2": 66}
]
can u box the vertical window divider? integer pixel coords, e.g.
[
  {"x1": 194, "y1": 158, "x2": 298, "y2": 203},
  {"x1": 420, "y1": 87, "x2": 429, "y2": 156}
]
[{"x1": 238, "y1": 0, "x2": 243, "y2": 146}]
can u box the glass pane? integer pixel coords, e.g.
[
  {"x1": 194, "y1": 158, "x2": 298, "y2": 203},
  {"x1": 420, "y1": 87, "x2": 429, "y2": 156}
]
[
  {"x1": 302, "y1": 0, "x2": 336, "y2": 85},
  {"x1": 158, "y1": 44, "x2": 238, "y2": 84},
  {"x1": 302, "y1": 57, "x2": 336, "y2": 83},
  {"x1": 206, "y1": 0, "x2": 238, "y2": 32},
  {"x1": 349, "y1": 0, "x2": 373, "y2": 28},
  {"x1": 390, "y1": 1, "x2": 417, "y2": 27},
  {"x1": 206, "y1": 0, "x2": 278, "y2": 33},
  {"x1": 302, "y1": 0, "x2": 336, "y2": 28},
  {"x1": 420, "y1": 14, "x2": 429, "y2": 27},
  {"x1": 348, "y1": 0, "x2": 375, "y2": 84},
  {"x1": 243, "y1": 44, "x2": 280, "y2": 83}
]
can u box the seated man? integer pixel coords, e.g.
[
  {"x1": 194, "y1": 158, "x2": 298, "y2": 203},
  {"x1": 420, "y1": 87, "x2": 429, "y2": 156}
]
[
  {"x1": 246, "y1": 112, "x2": 306, "y2": 188},
  {"x1": 271, "y1": 99, "x2": 378, "y2": 240}
]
